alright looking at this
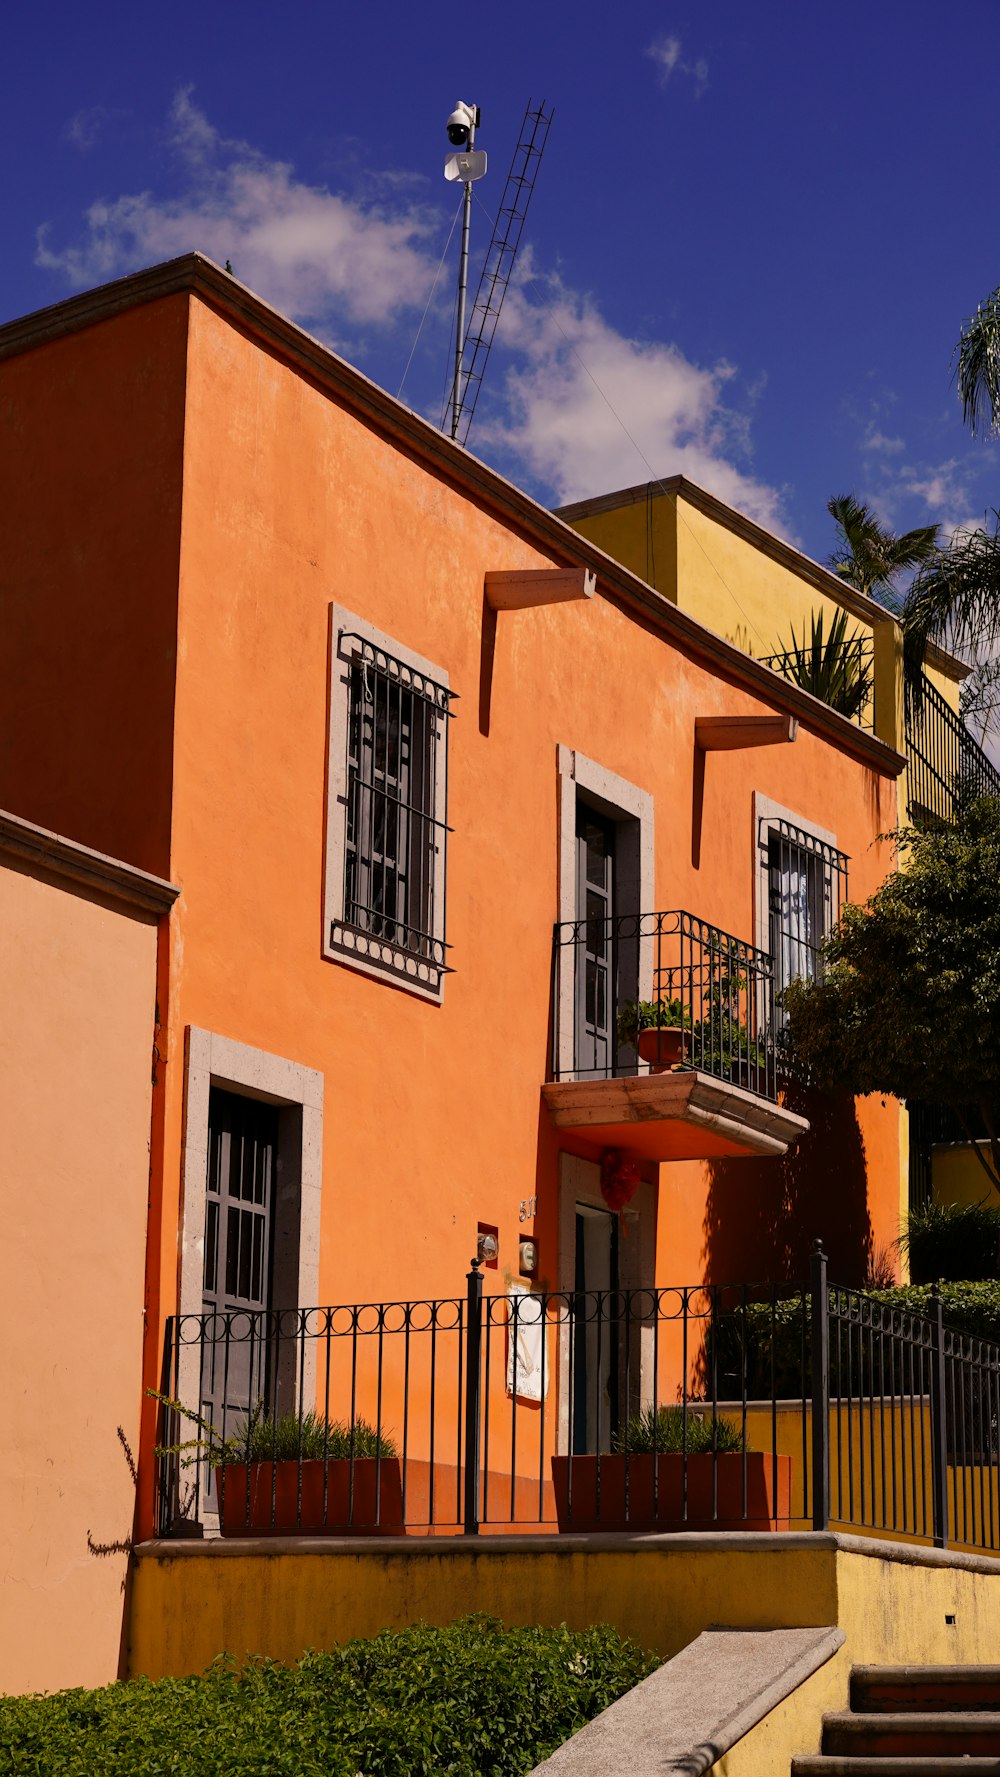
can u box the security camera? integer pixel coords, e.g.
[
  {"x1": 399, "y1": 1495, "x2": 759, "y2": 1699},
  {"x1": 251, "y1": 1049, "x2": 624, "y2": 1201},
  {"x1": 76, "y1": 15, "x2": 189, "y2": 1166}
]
[{"x1": 446, "y1": 101, "x2": 479, "y2": 147}]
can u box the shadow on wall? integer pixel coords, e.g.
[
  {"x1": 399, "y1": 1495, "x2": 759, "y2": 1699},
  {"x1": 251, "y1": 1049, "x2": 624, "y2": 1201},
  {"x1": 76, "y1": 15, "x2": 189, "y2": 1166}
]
[{"x1": 701, "y1": 1085, "x2": 873, "y2": 1287}]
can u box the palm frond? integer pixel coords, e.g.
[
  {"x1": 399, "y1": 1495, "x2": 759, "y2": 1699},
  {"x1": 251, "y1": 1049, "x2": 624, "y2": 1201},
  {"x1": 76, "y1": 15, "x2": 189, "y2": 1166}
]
[
  {"x1": 957, "y1": 287, "x2": 1000, "y2": 438},
  {"x1": 902, "y1": 514, "x2": 1000, "y2": 713},
  {"x1": 826, "y1": 493, "x2": 940, "y2": 606}
]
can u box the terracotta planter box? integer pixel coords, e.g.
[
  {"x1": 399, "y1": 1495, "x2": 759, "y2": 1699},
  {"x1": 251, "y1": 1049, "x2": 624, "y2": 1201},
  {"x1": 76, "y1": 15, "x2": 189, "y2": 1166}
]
[
  {"x1": 218, "y1": 1456, "x2": 405, "y2": 1537},
  {"x1": 551, "y1": 1451, "x2": 791, "y2": 1533}
]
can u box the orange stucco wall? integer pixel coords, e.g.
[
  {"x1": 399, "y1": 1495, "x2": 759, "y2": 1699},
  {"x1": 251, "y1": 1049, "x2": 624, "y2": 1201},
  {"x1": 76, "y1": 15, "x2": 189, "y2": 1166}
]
[
  {"x1": 0, "y1": 299, "x2": 186, "y2": 876},
  {"x1": 0, "y1": 282, "x2": 903, "y2": 1561},
  {"x1": 0, "y1": 857, "x2": 158, "y2": 1693},
  {"x1": 136, "y1": 292, "x2": 901, "y2": 1512}
]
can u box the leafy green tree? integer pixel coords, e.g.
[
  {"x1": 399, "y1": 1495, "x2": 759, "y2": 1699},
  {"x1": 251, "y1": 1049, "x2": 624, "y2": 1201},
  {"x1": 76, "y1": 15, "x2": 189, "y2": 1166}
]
[
  {"x1": 784, "y1": 798, "x2": 1000, "y2": 1192},
  {"x1": 827, "y1": 492, "x2": 940, "y2": 612}
]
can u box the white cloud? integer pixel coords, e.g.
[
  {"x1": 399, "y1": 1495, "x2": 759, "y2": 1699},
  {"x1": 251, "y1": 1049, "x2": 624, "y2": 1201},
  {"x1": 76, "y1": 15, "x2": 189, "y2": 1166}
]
[
  {"x1": 38, "y1": 96, "x2": 786, "y2": 535},
  {"x1": 645, "y1": 33, "x2": 709, "y2": 94},
  {"x1": 863, "y1": 427, "x2": 905, "y2": 455},
  {"x1": 896, "y1": 459, "x2": 967, "y2": 513},
  {"x1": 482, "y1": 279, "x2": 789, "y2": 533},
  {"x1": 63, "y1": 105, "x2": 119, "y2": 152},
  {"x1": 38, "y1": 89, "x2": 439, "y2": 334}
]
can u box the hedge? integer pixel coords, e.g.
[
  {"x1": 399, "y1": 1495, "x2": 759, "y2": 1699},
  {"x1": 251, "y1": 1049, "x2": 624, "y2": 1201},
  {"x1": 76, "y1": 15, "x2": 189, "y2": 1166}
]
[
  {"x1": 706, "y1": 1281, "x2": 1000, "y2": 1400},
  {"x1": 0, "y1": 1616, "x2": 659, "y2": 1777}
]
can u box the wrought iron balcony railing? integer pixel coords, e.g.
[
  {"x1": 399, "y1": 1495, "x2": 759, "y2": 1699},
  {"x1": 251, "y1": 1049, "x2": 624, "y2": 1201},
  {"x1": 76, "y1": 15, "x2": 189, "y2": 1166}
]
[
  {"x1": 906, "y1": 673, "x2": 1000, "y2": 824},
  {"x1": 551, "y1": 908, "x2": 777, "y2": 1101}
]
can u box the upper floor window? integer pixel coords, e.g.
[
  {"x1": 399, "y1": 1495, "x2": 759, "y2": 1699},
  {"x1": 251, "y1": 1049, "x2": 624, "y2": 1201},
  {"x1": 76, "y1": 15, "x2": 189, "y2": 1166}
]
[
  {"x1": 325, "y1": 611, "x2": 454, "y2": 998},
  {"x1": 765, "y1": 818, "x2": 848, "y2": 1007}
]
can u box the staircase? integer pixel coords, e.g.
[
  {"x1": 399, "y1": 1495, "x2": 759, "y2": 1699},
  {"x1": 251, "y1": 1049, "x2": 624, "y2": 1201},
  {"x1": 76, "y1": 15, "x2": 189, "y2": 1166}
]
[{"x1": 792, "y1": 1666, "x2": 1000, "y2": 1772}]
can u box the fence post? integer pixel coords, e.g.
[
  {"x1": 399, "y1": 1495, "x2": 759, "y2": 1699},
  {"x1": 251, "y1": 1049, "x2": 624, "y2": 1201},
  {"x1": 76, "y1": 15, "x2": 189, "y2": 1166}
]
[
  {"x1": 464, "y1": 1258, "x2": 484, "y2": 1536},
  {"x1": 930, "y1": 1284, "x2": 949, "y2": 1549},
  {"x1": 810, "y1": 1241, "x2": 830, "y2": 1532}
]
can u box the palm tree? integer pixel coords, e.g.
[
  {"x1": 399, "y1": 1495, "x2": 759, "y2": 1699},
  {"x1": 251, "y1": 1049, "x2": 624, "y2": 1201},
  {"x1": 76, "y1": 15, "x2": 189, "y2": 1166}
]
[
  {"x1": 827, "y1": 493, "x2": 940, "y2": 613},
  {"x1": 957, "y1": 286, "x2": 1000, "y2": 438},
  {"x1": 900, "y1": 286, "x2": 1000, "y2": 717}
]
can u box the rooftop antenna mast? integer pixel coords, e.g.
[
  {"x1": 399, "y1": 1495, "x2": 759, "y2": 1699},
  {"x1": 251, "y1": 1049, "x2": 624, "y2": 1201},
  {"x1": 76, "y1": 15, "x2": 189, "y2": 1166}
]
[
  {"x1": 452, "y1": 99, "x2": 553, "y2": 449},
  {"x1": 443, "y1": 101, "x2": 487, "y2": 441}
]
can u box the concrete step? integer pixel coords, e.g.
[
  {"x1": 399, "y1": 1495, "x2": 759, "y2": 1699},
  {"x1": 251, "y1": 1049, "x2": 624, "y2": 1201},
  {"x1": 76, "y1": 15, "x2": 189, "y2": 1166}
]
[
  {"x1": 793, "y1": 1760, "x2": 1000, "y2": 1774},
  {"x1": 852, "y1": 1664, "x2": 1000, "y2": 1714},
  {"x1": 822, "y1": 1710, "x2": 1000, "y2": 1759}
]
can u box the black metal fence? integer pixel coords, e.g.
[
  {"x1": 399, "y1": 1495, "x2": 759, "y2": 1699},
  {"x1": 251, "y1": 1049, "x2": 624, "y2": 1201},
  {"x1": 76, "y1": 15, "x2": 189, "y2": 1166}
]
[
  {"x1": 550, "y1": 907, "x2": 777, "y2": 1100},
  {"x1": 906, "y1": 673, "x2": 1000, "y2": 825},
  {"x1": 154, "y1": 1248, "x2": 1000, "y2": 1552}
]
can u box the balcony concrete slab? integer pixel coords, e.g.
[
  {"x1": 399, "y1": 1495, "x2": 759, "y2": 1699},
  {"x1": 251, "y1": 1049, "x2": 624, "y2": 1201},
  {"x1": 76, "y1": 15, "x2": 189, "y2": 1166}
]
[{"x1": 541, "y1": 1070, "x2": 809, "y2": 1161}]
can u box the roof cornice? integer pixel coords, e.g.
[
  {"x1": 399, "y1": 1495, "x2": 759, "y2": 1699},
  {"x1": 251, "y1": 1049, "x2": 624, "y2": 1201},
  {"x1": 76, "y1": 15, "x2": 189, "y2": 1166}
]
[
  {"x1": 0, "y1": 810, "x2": 179, "y2": 914},
  {"x1": 557, "y1": 476, "x2": 970, "y2": 684},
  {"x1": 0, "y1": 256, "x2": 905, "y2": 777}
]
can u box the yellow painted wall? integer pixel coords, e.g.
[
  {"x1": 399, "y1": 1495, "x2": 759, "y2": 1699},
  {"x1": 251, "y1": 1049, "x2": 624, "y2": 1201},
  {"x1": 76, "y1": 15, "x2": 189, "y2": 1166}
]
[
  {"x1": 127, "y1": 1535, "x2": 1000, "y2": 1773},
  {"x1": 128, "y1": 1535, "x2": 1000, "y2": 1680},
  {"x1": 932, "y1": 1145, "x2": 1000, "y2": 1208},
  {"x1": 128, "y1": 1538, "x2": 841, "y2": 1678}
]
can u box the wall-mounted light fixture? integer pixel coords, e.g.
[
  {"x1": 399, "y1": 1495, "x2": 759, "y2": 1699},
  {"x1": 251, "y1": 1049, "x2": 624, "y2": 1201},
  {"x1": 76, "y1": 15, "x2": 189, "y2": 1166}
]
[
  {"x1": 477, "y1": 1223, "x2": 499, "y2": 1269},
  {"x1": 519, "y1": 1238, "x2": 538, "y2": 1278}
]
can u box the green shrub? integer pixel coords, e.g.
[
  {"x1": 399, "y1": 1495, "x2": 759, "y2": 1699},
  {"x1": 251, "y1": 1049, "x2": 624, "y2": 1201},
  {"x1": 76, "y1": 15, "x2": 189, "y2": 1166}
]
[
  {"x1": 706, "y1": 1281, "x2": 1000, "y2": 1400},
  {"x1": 153, "y1": 1396, "x2": 397, "y2": 1469},
  {"x1": 617, "y1": 998, "x2": 690, "y2": 1047},
  {"x1": 613, "y1": 1403, "x2": 746, "y2": 1454},
  {"x1": 899, "y1": 1199, "x2": 1000, "y2": 1284},
  {"x1": 0, "y1": 1616, "x2": 659, "y2": 1776}
]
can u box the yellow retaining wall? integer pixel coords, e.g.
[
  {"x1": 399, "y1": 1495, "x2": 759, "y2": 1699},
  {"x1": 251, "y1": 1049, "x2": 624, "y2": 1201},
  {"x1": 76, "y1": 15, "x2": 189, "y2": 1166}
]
[
  {"x1": 129, "y1": 1531, "x2": 1000, "y2": 1678},
  {"x1": 128, "y1": 1531, "x2": 1000, "y2": 1772}
]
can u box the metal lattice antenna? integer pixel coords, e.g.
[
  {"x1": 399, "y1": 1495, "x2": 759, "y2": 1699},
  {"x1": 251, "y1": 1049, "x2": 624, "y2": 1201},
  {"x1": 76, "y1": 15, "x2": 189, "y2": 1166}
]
[{"x1": 453, "y1": 100, "x2": 553, "y2": 448}]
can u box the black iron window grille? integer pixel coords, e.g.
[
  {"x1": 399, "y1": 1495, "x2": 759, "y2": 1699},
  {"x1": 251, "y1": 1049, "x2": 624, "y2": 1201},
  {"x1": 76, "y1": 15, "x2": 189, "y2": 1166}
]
[
  {"x1": 552, "y1": 907, "x2": 778, "y2": 1100},
  {"x1": 331, "y1": 633, "x2": 454, "y2": 992},
  {"x1": 906, "y1": 672, "x2": 1000, "y2": 826},
  {"x1": 765, "y1": 820, "x2": 848, "y2": 1012}
]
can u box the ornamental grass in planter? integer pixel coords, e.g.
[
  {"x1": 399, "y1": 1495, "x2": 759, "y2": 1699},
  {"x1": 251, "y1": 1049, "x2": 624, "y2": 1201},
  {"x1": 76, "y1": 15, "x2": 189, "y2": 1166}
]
[
  {"x1": 552, "y1": 1403, "x2": 791, "y2": 1533},
  {"x1": 216, "y1": 1406, "x2": 403, "y2": 1537}
]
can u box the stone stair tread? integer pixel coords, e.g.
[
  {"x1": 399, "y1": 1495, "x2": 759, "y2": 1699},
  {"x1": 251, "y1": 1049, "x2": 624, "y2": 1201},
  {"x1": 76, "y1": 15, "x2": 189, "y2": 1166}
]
[
  {"x1": 793, "y1": 1760, "x2": 1000, "y2": 1775},
  {"x1": 853, "y1": 1666, "x2": 1000, "y2": 1683},
  {"x1": 826, "y1": 1710, "x2": 1000, "y2": 1731},
  {"x1": 823, "y1": 1709, "x2": 1000, "y2": 1758},
  {"x1": 853, "y1": 1665, "x2": 1000, "y2": 1712}
]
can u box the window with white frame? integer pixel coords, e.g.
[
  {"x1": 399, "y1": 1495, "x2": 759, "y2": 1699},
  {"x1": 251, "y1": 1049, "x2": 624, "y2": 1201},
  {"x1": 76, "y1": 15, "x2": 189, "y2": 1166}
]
[{"x1": 325, "y1": 611, "x2": 454, "y2": 997}]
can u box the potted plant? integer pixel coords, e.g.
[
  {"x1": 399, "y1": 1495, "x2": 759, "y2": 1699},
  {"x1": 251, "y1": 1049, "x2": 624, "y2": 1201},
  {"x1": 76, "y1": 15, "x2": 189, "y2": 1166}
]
[
  {"x1": 551, "y1": 1404, "x2": 791, "y2": 1533},
  {"x1": 154, "y1": 1396, "x2": 403, "y2": 1537},
  {"x1": 617, "y1": 999, "x2": 692, "y2": 1072}
]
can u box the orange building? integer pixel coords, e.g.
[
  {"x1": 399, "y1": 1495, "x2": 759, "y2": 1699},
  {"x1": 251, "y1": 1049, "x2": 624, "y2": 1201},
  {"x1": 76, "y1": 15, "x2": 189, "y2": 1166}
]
[{"x1": 0, "y1": 255, "x2": 908, "y2": 1690}]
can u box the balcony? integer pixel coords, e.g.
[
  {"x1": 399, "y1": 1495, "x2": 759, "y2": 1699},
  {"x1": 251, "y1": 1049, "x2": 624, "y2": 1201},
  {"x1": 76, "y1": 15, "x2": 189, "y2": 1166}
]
[{"x1": 542, "y1": 909, "x2": 808, "y2": 1162}]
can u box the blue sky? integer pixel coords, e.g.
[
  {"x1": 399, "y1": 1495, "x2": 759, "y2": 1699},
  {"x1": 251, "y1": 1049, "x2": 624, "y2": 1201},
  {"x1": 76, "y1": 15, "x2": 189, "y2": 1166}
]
[{"x1": 4, "y1": 0, "x2": 1000, "y2": 566}]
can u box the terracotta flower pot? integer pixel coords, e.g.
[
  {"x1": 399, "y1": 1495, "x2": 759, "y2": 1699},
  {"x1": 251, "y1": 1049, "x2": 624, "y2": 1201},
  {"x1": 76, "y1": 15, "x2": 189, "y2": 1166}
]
[
  {"x1": 551, "y1": 1450, "x2": 791, "y2": 1533},
  {"x1": 217, "y1": 1456, "x2": 405, "y2": 1536},
  {"x1": 636, "y1": 1026, "x2": 687, "y2": 1072}
]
